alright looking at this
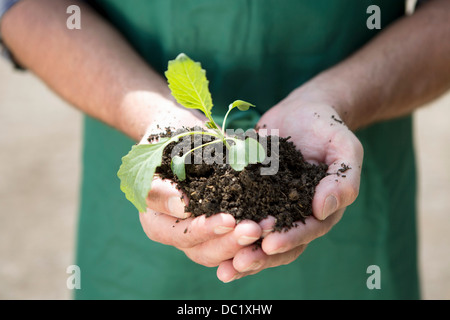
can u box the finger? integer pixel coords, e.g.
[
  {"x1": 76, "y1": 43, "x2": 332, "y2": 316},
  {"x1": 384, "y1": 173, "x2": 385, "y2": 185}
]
[
  {"x1": 232, "y1": 244, "x2": 268, "y2": 273},
  {"x1": 139, "y1": 209, "x2": 236, "y2": 248},
  {"x1": 145, "y1": 177, "x2": 190, "y2": 219},
  {"x1": 217, "y1": 245, "x2": 306, "y2": 283},
  {"x1": 216, "y1": 260, "x2": 237, "y2": 282},
  {"x1": 182, "y1": 220, "x2": 262, "y2": 267},
  {"x1": 258, "y1": 215, "x2": 277, "y2": 238},
  {"x1": 261, "y1": 209, "x2": 344, "y2": 255},
  {"x1": 254, "y1": 127, "x2": 279, "y2": 137},
  {"x1": 312, "y1": 161, "x2": 360, "y2": 221},
  {"x1": 313, "y1": 131, "x2": 363, "y2": 220},
  {"x1": 234, "y1": 244, "x2": 307, "y2": 272}
]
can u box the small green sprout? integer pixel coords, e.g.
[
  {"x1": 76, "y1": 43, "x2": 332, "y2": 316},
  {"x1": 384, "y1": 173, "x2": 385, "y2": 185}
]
[{"x1": 117, "y1": 53, "x2": 266, "y2": 212}]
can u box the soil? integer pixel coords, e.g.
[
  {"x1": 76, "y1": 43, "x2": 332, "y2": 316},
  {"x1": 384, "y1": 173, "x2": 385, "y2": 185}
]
[{"x1": 154, "y1": 127, "x2": 328, "y2": 232}]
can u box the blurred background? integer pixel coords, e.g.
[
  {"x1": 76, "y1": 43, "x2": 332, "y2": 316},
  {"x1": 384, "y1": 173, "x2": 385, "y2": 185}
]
[
  {"x1": 0, "y1": 0, "x2": 449, "y2": 299},
  {"x1": 1, "y1": 58, "x2": 449, "y2": 300}
]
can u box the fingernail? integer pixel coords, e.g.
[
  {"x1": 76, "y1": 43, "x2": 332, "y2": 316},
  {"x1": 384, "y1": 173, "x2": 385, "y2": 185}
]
[
  {"x1": 322, "y1": 195, "x2": 337, "y2": 220},
  {"x1": 261, "y1": 228, "x2": 273, "y2": 238},
  {"x1": 242, "y1": 261, "x2": 262, "y2": 272},
  {"x1": 238, "y1": 236, "x2": 260, "y2": 246},
  {"x1": 267, "y1": 246, "x2": 286, "y2": 255},
  {"x1": 168, "y1": 196, "x2": 187, "y2": 217},
  {"x1": 223, "y1": 274, "x2": 240, "y2": 283},
  {"x1": 214, "y1": 226, "x2": 234, "y2": 235}
]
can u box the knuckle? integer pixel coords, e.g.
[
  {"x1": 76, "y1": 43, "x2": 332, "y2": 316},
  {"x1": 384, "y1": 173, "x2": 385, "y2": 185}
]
[
  {"x1": 176, "y1": 221, "x2": 214, "y2": 250},
  {"x1": 184, "y1": 250, "x2": 219, "y2": 268},
  {"x1": 313, "y1": 221, "x2": 332, "y2": 239},
  {"x1": 316, "y1": 225, "x2": 328, "y2": 239},
  {"x1": 276, "y1": 246, "x2": 304, "y2": 267},
  {"x1": 178, "y1": 216, "x2": 208, "y2": 247},
  {"x1": 176, "y1": 235, "x2": 197, "y2": 249},
  {"x1": 354, "y1": 139, "x2": 364, "y2": 157},
  {"x1": 346, "y1": 183, "x2": 360, "y2": 203},
  {"x1": 201, "y1": 259, "x2": 220, "y2": 268},
  {"x1": 143, "y1": 223, "x2": 162, "y2": 243},
  {"x1": 139, "y1": 211, "x2": 170, "y2": 244}
]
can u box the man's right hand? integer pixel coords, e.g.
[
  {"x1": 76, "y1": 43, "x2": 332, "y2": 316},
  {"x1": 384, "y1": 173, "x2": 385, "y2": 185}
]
[
  {"x1": 137, "y1": 127, "x2": 266, "y2": 277},
  {"x1": 139, "y1": 177, "x2": 265, "y2": 272}
]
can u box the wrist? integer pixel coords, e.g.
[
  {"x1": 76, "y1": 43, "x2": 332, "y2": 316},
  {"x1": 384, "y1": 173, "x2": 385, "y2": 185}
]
[{"x1": 291, "y1": 72, "x2": 360, "y2": 130}]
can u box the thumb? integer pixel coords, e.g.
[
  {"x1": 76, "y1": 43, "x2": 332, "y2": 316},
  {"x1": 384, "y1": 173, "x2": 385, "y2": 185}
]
[
  {"x1": 312, "y1": 160, "x2": 362, "y2": 220},
  {"x1": 145, "y1": 177, "x2": 191, "y2": 219}
]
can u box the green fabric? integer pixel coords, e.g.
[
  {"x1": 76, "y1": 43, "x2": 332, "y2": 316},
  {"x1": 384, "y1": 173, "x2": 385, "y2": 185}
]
[{"x1": 75, "y1": 0, "x2": 419, "y2": 299}]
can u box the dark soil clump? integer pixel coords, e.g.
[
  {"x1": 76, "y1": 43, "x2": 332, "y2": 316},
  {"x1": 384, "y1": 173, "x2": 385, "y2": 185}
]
[{"x1": 155, "y1": 127, "x2": 328, "y2": 232}]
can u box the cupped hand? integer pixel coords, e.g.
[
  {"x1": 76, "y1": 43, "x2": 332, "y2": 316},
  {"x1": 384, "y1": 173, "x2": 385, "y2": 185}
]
[
  {"x1": 138, "y1": 177, "x2": 264, "y2": 268},
  {"x1": 216, "y1": 91, "x2": 364, "y2": 282},
  {"x1": 137, "y1": 114, "x2": 264, "y2": 270}
]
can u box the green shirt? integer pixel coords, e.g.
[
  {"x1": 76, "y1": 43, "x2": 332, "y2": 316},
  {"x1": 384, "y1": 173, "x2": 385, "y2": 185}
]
[{"x1": 76, "y1": 0, "x2": 419, "y2": 299}]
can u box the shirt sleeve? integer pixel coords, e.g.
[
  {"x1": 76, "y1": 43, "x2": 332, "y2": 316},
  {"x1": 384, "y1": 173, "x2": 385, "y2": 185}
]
[{"x1": 0, "y1": 0, "x2": 24, "y2": 70}]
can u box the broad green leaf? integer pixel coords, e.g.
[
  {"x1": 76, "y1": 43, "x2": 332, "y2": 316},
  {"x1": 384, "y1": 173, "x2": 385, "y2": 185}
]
[
  {"x1": 171, "y1": 155, "x2": 186, "y2": 181},
  {"x1": 245, "y1": 137, "x2": 266, "y2": 164},
  {"x1": 117, "y1": 138, "x2": 169, "y2": 212},
  {"x1": 165, "y1": 53, "x2": 213, "y2": 118},
  {"x1": 228, "y1": 139, "x2": 247, "y2": 171},
  {"x1": 228, "y1": 137, "x2": 266, "y2": 171},
  {"x1": 228, "y1": 100, "x2": 255, "y2": 111}
]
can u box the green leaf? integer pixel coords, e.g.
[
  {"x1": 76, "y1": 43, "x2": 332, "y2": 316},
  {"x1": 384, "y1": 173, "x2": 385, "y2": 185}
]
[
  {"x1": 228, "y1": 100, "x2": 255, "y2": 112},
  {"x1": 165, "y1": 53, "x2": 213, "y2": 118},
  {"x1": 117, "y1": 138, "x2": 169, "y2": 212},
  {"x1": 228, "y1": 137, "x2": 266, "y2": 171},
  {"x1": 229, "y1": 139, "x2": 247, "y2": 171},
  {"x1": 205, "y1": 121, "x2": 218, "y2": 130},
  {"x1": 245, "y1": 137, "x2": 266, "y2": 164},
  {"x1": 171, "y1": 155, "x2": 186, "y2": 181}
]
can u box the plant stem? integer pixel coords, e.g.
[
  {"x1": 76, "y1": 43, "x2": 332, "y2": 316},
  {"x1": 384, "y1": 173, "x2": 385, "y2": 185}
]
[
  {"x1": 221, "y1": 109, "x2": 231, "y2": 135},
  {"x1": 172, "y1": 130, "x2": 220, "y2": 141},
  {"x1": 180, "y1": 138, "x2": 225, "y2": 159},
  {"x1": 223, "y1": 136, "x2": 241, "y2": 144}
]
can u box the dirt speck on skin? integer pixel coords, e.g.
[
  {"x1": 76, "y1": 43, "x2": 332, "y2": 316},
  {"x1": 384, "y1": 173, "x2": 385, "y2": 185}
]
[{"x1": 155, "y1": 127, "x2": 328, "y2": 232}]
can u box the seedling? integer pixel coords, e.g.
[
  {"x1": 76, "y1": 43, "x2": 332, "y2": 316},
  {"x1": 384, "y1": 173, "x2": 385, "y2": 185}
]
[{"x1": 117, "y1": 53, "x2": 266, "y2": 212}]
